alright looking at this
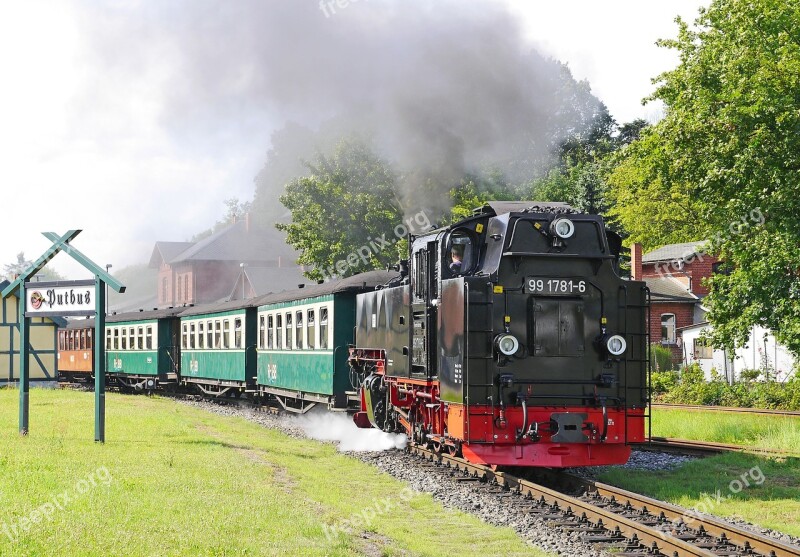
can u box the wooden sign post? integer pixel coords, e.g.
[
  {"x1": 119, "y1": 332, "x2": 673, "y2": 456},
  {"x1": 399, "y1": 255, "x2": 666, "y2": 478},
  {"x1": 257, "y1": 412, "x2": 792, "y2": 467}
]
[{"x1": 1, "y1": 230, "x2": 125, "y2": 442}]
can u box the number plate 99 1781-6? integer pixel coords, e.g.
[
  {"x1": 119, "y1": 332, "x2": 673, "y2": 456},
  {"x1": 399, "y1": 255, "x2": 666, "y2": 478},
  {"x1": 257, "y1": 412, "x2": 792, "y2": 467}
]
[{"x1": 525, "y1": 277, "x2": 586, "y2": 295}]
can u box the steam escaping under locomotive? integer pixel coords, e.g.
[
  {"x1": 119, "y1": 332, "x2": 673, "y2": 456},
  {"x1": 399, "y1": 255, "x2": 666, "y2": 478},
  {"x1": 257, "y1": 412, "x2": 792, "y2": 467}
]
[{"x1": 350, "y1": 201, "x2": 649, "y2": 467}]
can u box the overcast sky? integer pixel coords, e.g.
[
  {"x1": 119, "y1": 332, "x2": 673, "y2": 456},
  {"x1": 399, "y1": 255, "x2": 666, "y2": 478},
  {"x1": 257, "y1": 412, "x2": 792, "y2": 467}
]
[{"x1": 0, "y1": 0, "x2": 705, "y2": 280}]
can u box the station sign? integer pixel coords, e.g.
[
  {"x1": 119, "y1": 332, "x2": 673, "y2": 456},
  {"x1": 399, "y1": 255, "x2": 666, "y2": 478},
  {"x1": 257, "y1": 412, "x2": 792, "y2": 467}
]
[{"x1": 25, "y1": 279, "x2": 96, "y2": 317}]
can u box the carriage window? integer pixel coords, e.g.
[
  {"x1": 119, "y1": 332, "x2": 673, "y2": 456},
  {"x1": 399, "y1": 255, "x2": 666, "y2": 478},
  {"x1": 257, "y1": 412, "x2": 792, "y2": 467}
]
[
  {"x1": 234, "y1": 318, "x2": 242, "y2": 348},
  {"x1": 87, "y1": 329, "x2": 93, "y2": 350},
  {"x1": 130, "y1": 328, "x2": 136, "y2": 350},
  {"x1": 198, "y1": 322, "x2": 205, "y2": 349},
  {"x1": 294, "y1": 311, "x2": 303, "y2": 349},
  {"x1": 259, "y1": 315, "x2": 265, "y2": 349},
  {"x1": 137, "y1": 326, "x2": 144, "y2": 350},
  {"x1": 182, "y1": 324, "x2": 188, "y2": 349},
  {"x1": 146, "y1": 326, "x2": 153, "y2": 350},
  {"x1": 320, "y1": 307, "x2": 329, "y2": 350},
  {"x1": 276, "y1": 314, "x2": 283, "y2": 349},
  {"x1": 307, "y1": 309, "x2": 316, "y2": 350},
  {"x1": 206, "y1": 321, "x2": 213, "y2": 348},
  {"x1": 106, "y1": 329, "x2": 112, "y2": 350},
  {"x1": 121, "y1": 328, "x2": 128, "y2": 350},
  {"x1": 189, "y1": 322, "x2": 196, "y2": 349},
  {"x1": 58, "y1": 331, "x2": 65, "y2": 351},
  {"x1": 215, "y1": 321, "x2": 222, "y2": 348},
  {"x1": 267, "y1": 315, "x2": 274, "y2": 349},
  {"x1": 285, "y1": 313, "x2": 292, "y2": 350},
  {"x1": 661, "y1": 314, "x2": 676, "y2": 344},
  {"x1": 114, "y1": 328, "x2": 119, "y2": 350},
  {"x1": 223, "y1": 320, "x2": 230, "y2": 349}
]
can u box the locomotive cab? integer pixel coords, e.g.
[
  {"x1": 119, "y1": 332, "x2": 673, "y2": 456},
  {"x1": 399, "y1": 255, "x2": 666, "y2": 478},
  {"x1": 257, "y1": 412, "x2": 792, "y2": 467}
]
[{"x1": 352, "y1": 202, "x2": 649, "y2": 468}]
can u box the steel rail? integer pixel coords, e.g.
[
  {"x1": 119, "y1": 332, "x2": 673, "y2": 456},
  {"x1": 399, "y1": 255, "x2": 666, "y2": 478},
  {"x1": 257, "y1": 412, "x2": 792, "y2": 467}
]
[
  {"x1": 561, "y1": 473, "x2": 800, "y2": 557},
  {"x1": 410, "y1": 444, "x2": 725, "y2": 557},
  {"x1": 640, "y1": 437, "x2": 800, "y2": 459},
  {"x1": 653, "y1": 403, "x2": 800, "y2": 418}
]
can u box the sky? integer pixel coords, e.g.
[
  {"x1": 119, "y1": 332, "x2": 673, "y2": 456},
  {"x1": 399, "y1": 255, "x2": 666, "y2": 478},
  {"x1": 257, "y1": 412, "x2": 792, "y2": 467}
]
[{"x1": 0, "y1": 0, "x2": 705, "y2": 280}]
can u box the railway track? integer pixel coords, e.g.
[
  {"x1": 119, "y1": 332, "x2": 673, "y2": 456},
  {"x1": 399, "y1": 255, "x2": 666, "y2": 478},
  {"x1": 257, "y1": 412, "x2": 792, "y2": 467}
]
[
  {"x1": 409, "y1": 443, "x2": 800, "y2": 557},
  {"x1": 638, "y1": 437, "x2": 800, "y2": 459},
  {"x1": 653, "y1": 403, "x2": 800, "y2": 418}
]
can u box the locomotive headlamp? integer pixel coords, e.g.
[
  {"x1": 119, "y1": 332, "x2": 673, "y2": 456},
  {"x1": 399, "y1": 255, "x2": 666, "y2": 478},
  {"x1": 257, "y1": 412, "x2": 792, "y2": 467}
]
[
  {"x1": 606, "y1": 334, "x2": 627, "y2": 356},
  {"x1": 495, "y1": 333, "x2": 520, "y2": 356},
  {"x1": 550, "y1": 218, "x2": 575, "y2": 239}
]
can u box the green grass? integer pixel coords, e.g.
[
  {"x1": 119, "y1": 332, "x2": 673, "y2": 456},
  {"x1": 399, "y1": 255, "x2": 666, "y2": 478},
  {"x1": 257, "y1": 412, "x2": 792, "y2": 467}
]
[
  {"x1": 599, "y1": 452, "x2": 800, "y2": 537},
  {"x1": 651, "y1": 408, "x2": 800, "y2": 453},
  {"x1": 0, "y1": 388, "x2": 547, "y2": 556}
]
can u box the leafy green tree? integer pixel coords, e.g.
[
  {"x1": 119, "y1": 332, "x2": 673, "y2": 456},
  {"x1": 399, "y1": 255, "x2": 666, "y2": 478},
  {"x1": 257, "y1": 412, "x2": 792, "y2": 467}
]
[
  {"x1": 278, "y1": 140, "x2": 404, "y2": 281},
  {"x1": 608, "y1": 0, "x2": 800, "y2": 355}
]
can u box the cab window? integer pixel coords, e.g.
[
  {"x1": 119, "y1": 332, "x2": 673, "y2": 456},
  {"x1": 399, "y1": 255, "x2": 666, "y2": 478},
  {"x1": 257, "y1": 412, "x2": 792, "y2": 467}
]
[{"x1": 446, "y1": 229, "x2": 475, "y2": 277}]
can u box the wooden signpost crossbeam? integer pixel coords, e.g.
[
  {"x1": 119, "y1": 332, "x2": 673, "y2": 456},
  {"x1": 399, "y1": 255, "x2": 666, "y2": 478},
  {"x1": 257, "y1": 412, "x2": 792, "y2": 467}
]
[{"x1": 1, "y1": 230, "x2": 125, "y2": 442}]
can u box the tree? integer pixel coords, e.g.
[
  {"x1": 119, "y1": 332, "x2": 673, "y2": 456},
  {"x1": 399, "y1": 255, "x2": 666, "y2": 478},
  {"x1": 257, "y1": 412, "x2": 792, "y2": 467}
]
[
  {"x1": 278, "y1": 140, "x2": 404, "y2": 281},
  {"x1": 608, "y1": 0, "x2": 800, "y2": 355},
  {"x1": 2, "y1": 252, "x2": 65, "y2": 282}
]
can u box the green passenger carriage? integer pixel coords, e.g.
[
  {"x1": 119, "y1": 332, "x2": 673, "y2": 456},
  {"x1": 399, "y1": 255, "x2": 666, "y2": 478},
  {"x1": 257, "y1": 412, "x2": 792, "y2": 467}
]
[
  {"x1": 105, "y1": 309, "x2": 182, "y2": 390},
  {"x1": 179, "y1": 300, "x2": 257, "y2": 396},
  {"x1": 256, "y1": 271, "x2": 398, "y2": 412}
]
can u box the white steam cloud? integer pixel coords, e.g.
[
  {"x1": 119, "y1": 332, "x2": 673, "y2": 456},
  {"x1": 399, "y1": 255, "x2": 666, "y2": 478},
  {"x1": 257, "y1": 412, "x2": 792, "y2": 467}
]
[{"x1": 295, "y1": 410, "x2": 407, "y2": 452}]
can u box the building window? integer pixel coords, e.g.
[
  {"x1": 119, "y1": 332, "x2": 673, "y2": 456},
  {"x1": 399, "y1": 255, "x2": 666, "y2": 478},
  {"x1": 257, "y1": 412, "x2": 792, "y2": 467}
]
[
  {"x1": 184, "y1": 275, "x2": 189, "y2": 302},
  {"x1": 177, "y1": 279, "x2": 182, "y2": 303},
  {"x1": 661, "y1": 314, "x2": 676, "y2": 344},
  {"x1": 694, "y1": 338, "x2": 713, "y2": 359},
  {"x1": 162, "y1": 277, "x2": 168, "y2": 303}
]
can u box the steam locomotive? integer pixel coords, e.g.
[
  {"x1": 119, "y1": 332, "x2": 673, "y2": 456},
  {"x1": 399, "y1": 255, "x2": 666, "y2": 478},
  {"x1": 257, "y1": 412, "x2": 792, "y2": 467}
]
[
  {"x1": 58, "y1": 201, "x2": 648, "y2": 469},
  {"x1": 350, "y1": 202, "x2": 649, "y2": 467}
]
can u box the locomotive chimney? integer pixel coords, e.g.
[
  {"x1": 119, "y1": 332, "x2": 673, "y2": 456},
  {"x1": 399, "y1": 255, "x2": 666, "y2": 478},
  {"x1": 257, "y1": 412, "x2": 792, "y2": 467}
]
[{"x1": 631, "y1": 243, "x2": 643, "y2": 281}]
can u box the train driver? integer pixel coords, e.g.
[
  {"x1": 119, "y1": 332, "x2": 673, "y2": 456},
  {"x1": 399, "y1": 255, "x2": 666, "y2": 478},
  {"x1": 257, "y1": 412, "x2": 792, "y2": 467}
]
[{"x1": 449, "y1": 243, "x2": 464, "y2": 274}]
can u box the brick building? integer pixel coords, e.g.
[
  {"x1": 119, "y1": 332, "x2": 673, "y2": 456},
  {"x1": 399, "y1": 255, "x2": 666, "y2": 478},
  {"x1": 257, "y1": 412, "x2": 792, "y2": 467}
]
[
  {"x1": 149, "y1": 217, "x2": 304, "y2": 307},
  {"x1": 630, "y1": 241, "x2": 718, "y2": 362}
]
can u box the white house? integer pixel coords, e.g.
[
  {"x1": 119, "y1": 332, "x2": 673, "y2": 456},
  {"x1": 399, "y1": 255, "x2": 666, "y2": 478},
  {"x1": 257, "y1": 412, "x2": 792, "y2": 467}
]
[{"x1": 679, "y1": 322, "x2": 796, "y2": 383}]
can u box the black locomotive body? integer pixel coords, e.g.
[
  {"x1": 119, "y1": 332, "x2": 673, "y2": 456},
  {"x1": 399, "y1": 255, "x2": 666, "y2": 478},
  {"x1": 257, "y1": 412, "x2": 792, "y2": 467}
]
[{"x1": 351, "y1": 202, "x2": 649, "y2": 467}]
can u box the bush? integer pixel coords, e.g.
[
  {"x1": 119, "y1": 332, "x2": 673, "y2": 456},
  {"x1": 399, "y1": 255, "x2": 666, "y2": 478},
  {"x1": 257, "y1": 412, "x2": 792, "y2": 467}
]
[
  {"x1": 650, "y1": 370, "x2": 679, "y2": 395},
  {"x1": 654, "y1": 363, "x2": 800, "y2": 410}
]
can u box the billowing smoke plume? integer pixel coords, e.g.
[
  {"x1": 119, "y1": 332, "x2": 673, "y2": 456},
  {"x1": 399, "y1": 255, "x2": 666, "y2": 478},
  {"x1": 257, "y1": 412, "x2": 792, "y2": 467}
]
[
  {"x1": 295, "y1": 409, "x2": 407, "y2": 452},
  {"x1": 79, "y1": 0, "x2": 604, "y2": 218}
]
